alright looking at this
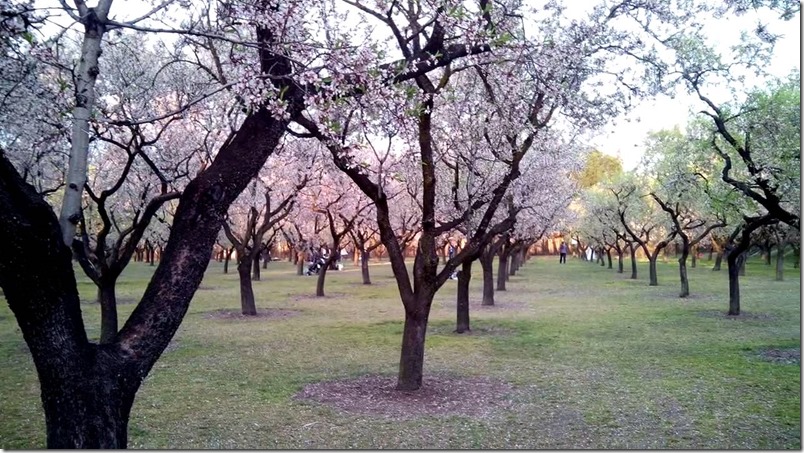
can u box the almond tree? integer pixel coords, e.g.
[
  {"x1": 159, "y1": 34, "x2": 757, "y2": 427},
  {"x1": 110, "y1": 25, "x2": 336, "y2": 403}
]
[
  {"x1": 612, "y1": 174, "x2": 677, "y2": 286},
  {"x1": 222, "y1": 167, "x2": 305, "y2": 314}
]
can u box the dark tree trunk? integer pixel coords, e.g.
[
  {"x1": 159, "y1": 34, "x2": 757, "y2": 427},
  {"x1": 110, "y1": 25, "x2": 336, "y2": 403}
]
[
  {"x1": 606, "y1": 248, "x2": 612, "y2": 269},
  {"x1": 496, "y1": 253, "x2": 508, "y2": 291},
  {"x1": 691, "y1": 245, "x2": 697, "y2": 268},
  {"x1": 648, "y1": 257, "x2": 658, "y2": 286},
  {"x1": 361, "y1": 250, "x2": 371, "y2": 284},
  {"x1": 713, "y1": 252, "x2": 723, "y2": 271},
  {"x1": 237, "y1": 259, "x2": 258, "y2": 315},
  {"x1": 97, "y1": 280, "x2": 119, "y2": 344},
  {"x1": 316, "y1": 255, "x2": 337, "y2": 297},
  {"x1": 629, "y1": 244, "x2": 637, "y2": 279},
  {"x1": 262, "y1": 250, "x2": 269, "y2": 269},
  {"x1": 455, "y1": 260, "x2": 472, "y2": 334},
  {"x1": 505, "y1": 253, "x2": 513, "y2": 281},
  {"x1": 775, "y1": 242, "x2": 785, "y2": 281},
  {"x1": 678, "y1": 243, "x2": 690, "y2": 298},
  {"x1": 509, "y1": 249, "x2": 519, "y2": 276},
  {"x1": 397, "y1": 303, "x2": 430, "y2": 390},
  {"x1": 617, "y1": 249, "x2": 623, "y2": 273},
  {"x1": 727, "y1": 250, "x2": 745, "y2": 315},
  {"x1": 480, "y1": 249, "x2": 495, "y2": 306},
  {"x1": 251, "y1": 252, "x2": 261, "y2": 281},
  {"x1": 708, "y1": 246, "x2": 713, "y2": 261}
]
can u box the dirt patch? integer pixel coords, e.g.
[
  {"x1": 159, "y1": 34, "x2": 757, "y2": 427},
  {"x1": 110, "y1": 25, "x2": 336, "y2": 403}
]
[
  {"x1": 295, "y1": 374, "x2": 514, "y2": 420},
  {"x1": 696, "y1": 310, "x2": 776, "y2": 321},
  {"x1": 204, "y1": 308, "x2": 301, "y2": 320},
  {"x1": 757, "y1": 347, "x2": 800, "y2": 365}
]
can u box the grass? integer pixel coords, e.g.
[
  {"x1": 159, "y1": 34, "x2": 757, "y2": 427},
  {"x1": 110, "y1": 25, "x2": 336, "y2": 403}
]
[{"x1": 0, "y1": 254, "x2": 800, "y2": 449}]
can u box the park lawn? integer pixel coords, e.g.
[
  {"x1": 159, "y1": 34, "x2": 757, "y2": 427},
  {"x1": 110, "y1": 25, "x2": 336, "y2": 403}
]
[{"x1": 0, "y1": 254, "x2": 799, "y2": 449}]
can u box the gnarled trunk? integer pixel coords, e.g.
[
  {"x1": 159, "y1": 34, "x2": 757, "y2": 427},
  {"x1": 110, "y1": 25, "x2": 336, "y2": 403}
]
[
  {"x1": 648, "y1": 257, "x2": 658, "y2": 286},
  {"x1": 629, "y1": 244, "x2": 637, "y2": 279}
]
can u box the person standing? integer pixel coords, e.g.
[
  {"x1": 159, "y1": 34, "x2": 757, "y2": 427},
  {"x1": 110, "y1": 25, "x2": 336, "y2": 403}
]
[{"x1": 559, "y1": 241, "x2": 568, "y2": 264}]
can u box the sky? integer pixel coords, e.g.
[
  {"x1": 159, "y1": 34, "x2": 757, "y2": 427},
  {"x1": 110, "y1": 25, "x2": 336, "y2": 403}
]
[{"x1": 587, "y1": 11, "x2": 801, "y2": 170}]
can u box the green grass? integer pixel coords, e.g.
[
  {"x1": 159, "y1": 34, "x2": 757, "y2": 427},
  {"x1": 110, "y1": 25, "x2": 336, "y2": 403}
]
[{"x1": 0, "y1": 254, "x2": 800, "y2": 449}]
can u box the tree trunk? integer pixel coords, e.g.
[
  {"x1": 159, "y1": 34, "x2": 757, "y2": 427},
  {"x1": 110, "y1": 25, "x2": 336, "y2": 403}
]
[
  {"x1": 41, "y1": 364, "x2": 139, "y2": 449},
  {"x1": 775, "y1": 242, "x2": 785, "y2": 281},
  {"x1": 509, "y1": 250, "x2": 518, "y2": 276},
  {"x1": 496, "y1": 253, "x2": 508, "y2": 291},
  {"x1": 617, "y1": 249, "x2": 623, "y2": 273},
  {"x1": 708, "y1": 246, "x2": 713, "y2": 261},
  {"x1": 648, "y1": 257, "x2": 658, "y2": 286},
  {"x1": 262, "y1": 250, "x2": 269, "y2": 269},
  {"x1": 727, "y1": 250, "x2": 745, "y2": 315},
  {"x1": 691, "y1": 245, "x2": 697, "y2": 268},
  {"x1": 713, "y1": 252, "x2": 723, "y2": 271},
  {"x1": 455, "y1": 260, "x2": 472, "y2": 334},
  {"x1": 223, "y1": 247, "x2": 233, "y2": 274},
  {"x1": 251, "y1": 251, "x2": 261, "y2": 281},
  {"x1": 397, "y1": 306, "x2": 430, "y2": 390},
  {"x1": 678, "y1": 243, "x2": 690, "y2": 298},
  {"x1": 237, "y1": 259, "x2": 257, "y2": 316},
  {"x1": 505, "y1": 253, "x2": 513, "y2": 281},
  {"x1": 361, "y1": 250, "x2": 371, "y2": 284},
  {"x1": 629, "y1": 244, "x2": 637, "y2": 279},
  {"x1": 97, "y1": 280, "x2": 119, "y2": 344},
  {"x1": 296, "y1": 252, "x2": 305, "y2": 275},
  {"x1": 316, "y1": 257, "x2": 334, "y2": 297},
  {"x1": 480, "y1": 250, "x2": 495, "y2": 306},
  {"x1": 606, "y1": 248, "x2": 612, "y2": 269}
]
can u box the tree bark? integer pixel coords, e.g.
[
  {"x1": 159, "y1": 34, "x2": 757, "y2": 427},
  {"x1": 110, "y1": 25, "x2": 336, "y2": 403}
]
[
  {"x1": 480, "y1": 248, "x2": 495, "y2": 306},
  {"x1": 296, "y1": 251, "x2": 305, "y2": 275},
  {"x1": 629, "y1": 243, "x2": 637, "y2": 279},
  {"x1": 397, "y1": 304, "x2": 430, "y2": 390},
  {"x1": 223, "y1": 246, "x2": 233, "y2": 274},
  {"x1": 455, "y1": 260, "x2": 472, "y2": 333},
  {"x1": 97, "y1": 279, "x2": 119, "y2": 344},
  {"x1": 691, "y1": 245, "x2": 697, "y2": 268},
  {"x1": 496, "y1": 248, "x2": 509, "y2": 291},
  {"x1": 775, "y1": 241, "x2": 785, "y2": 281},
  {"x1": 727, "y1": 250, "x2": 745, "y2": 315},
  {"x1": 648, "y1": 257, "x2": 659, "y2": 286},
  {"x1": 361, "y1": 250, "x2": 371, "y2": 284},
  {"x1": 251, "y1": 251, "x2": 261, "y2": 281},
  {"x1": 713, "y1": 252, "x2": 723, "y2": 271},
  {"x1": 238, "y1": 259, "x2": 257, "y2": 315},
  {"x1": 678, "y1": 243, "x2": 690, "y2": 298}
]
